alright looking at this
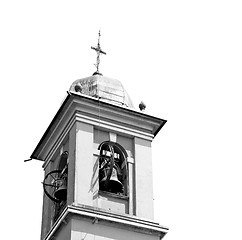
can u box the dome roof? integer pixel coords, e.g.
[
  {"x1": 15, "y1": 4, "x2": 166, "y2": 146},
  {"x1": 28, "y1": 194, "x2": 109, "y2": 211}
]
[{"x1": 69, "y1": 74, "x2": 134, "y2": 109}]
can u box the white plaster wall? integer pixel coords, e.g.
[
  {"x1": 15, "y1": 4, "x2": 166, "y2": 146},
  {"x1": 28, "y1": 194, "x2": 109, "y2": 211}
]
[
  {"x1": 134, "y1": 137, "x2": 154, "y2": 219},
  {"x1": 74, "y1": 122, "x2": 94, "y2": 206},
  {"x1": 71, "y1": 218, "x2": 160, "y2": 240},
  {"x1": 98, "y1": 194, "x2": 128, "y2": 214}
]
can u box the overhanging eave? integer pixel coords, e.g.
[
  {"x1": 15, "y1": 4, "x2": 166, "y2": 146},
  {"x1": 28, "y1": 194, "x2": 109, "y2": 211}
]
[{"x1": 30, "y1": 92, "x2": 167, "y2": 161}]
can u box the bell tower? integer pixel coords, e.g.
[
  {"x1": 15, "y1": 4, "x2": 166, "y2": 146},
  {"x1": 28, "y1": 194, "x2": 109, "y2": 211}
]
[{"x1": 30, "y1": 35, "x2": 168, "y2": 240}]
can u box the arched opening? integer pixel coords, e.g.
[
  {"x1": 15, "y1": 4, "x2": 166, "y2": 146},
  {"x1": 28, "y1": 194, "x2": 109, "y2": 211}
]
[
  {"x1": 98, "y1": 141, "x2": 128, "y2": 195},
  {"x1": 53, "y1": 151, "x2": 68, "y2": 221}
]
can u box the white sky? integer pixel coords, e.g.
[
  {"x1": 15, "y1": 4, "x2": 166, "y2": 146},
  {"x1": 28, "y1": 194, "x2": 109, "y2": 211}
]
[{"x1": 1, "y1": 1, "x2": 242, "y2": 239}]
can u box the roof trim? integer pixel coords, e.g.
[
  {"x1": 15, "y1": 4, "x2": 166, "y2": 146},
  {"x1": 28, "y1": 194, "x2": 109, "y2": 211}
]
[
  {"x1": 30, "y1": 91, "x2": 167, "y2": 161},
  {"x1": 30, "y1": 92, "x2": 72, "y2": 160}
]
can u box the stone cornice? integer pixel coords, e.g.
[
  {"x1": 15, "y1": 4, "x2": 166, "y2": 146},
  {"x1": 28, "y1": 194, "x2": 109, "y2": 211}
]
[
  {"x1": 43, "y1": 204, "x2": 168, "y2": 240},
  {"x1": 31, "y1": 92, "x2": 166, "y2": 163}
]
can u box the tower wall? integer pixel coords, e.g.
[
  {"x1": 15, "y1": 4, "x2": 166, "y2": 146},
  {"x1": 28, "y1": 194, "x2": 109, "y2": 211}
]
[
  {"x1": 135, "y1": 137, "x2": 154, "y2": 219},
  {"x1": 70, "y1": 217, "x2": 160, "y2": 240},
  {"x1": 32, "y1": 93, "x2": 168, "y2": 240},
  {"x1": 74, "y1": 122, "x2": 94, "y2": 206}
]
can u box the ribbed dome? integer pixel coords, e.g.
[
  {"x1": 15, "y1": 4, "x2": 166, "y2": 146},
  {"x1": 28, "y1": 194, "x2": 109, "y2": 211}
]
[{"x1": 69, "y1": 74, "x2": 134, "y2": 109}]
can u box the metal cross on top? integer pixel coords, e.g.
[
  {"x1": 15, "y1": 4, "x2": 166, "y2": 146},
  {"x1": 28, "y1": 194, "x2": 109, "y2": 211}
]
[{"x1": 91, "y1": 30, "x2": 106, "y2": 75}]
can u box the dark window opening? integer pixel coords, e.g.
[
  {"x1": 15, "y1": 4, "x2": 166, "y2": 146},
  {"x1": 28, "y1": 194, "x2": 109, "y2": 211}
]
[
  {"x1": 53, "y1": 151, "x2": 68, "y2": 221},
  {"x1": 98, "y1": 141, "x2": 128, "y2": 195},
  {"x1": 42, "y1": 151, "x2": 69, "y2": 223}
]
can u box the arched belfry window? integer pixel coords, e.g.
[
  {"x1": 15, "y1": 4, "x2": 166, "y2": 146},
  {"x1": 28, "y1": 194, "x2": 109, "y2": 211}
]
[
  {"x1": 98, "y1": 141, "x2": 128, "y2": 195},
  {"x1": 43, "y1": 151, "x2": 68, "y2": 205}
]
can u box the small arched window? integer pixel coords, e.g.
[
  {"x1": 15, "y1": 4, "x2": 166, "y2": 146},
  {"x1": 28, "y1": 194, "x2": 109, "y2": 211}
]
[
  {"x1": 43, "y1": 151, "x2": 69, "y2": 222},
  {"x1": 98, "y1": 141, "x2": 128, "y2": 195},
  {"x1": 53, "y1": 151, "x2": 68, "y2": 222}
]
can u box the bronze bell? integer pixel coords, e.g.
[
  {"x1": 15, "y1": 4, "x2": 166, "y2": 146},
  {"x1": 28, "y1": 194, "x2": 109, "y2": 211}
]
[
  {"x1": 54, "y1": 178, "x2": 67, "y2": 201},
  {"x1": 100, "y1": 167, "x2": 123, "y2": 193}
]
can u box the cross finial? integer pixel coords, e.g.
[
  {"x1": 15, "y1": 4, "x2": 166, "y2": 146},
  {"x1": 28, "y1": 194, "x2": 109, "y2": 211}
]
[{"x1": 91, "y1": 30, "x2": 106, "y2": 75}]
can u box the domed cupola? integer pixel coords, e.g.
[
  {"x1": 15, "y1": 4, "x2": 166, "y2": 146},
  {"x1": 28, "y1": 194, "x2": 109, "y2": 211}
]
[
  {"x1": 69, "y1": 74, "x2": 134, "y2": 109},
  {"x1": 69, "y1": 31, "x2": 134, "y2": 109}
]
